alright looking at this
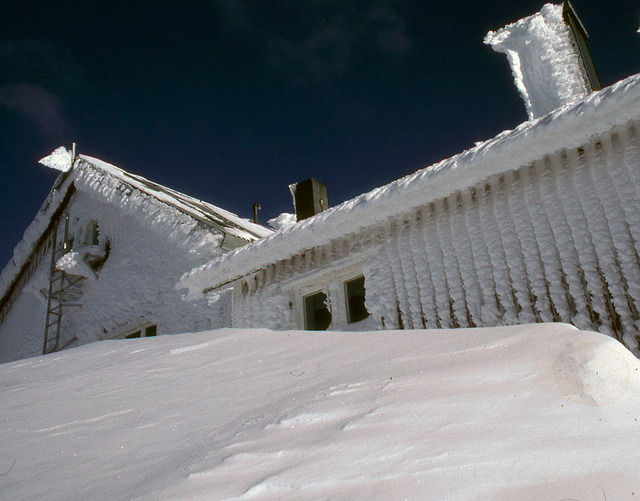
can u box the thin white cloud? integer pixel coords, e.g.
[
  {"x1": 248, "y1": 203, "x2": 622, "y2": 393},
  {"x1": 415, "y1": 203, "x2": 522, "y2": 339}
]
[{"x1": 0, "y1": 83, "x2": 72, "y2": 141}]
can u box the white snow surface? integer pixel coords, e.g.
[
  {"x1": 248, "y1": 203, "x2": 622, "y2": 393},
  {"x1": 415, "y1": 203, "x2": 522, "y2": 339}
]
[
  {"x1": 79, "y1": 155, "x2": 273, "y2": 242},
  {"x1": 484, "y1": 3, "x2": 591, "y2": 119},
  {"x1": 267, "y1": 212, "x2": 297, "y2": 231},
  {"x1": 1, "y1": 323, "x2": 638, "y2": 500},
  {"x1": 39, "y1": 146, "x2": 74, "y2": 172},
  {"x1": 182, "y1": 72, "x2": 640, "y2": 296}
]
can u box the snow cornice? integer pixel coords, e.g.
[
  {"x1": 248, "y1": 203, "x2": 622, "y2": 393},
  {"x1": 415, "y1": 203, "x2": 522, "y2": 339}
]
[{"x1": 180, "y1": 72, "x2": 640, "y2": 297}]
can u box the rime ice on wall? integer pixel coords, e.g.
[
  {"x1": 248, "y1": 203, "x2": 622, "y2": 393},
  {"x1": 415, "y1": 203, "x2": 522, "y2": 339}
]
[
  {"x1": 223, "y1": 121, "x2": 640, "y2": 355},
  {"x1": 0, "y1": 190, "x2": 222, "y2": 363},
  {"x1": 485, "y1": 3, "x2": 593, "y2": 119},
  {"x1": 363, "y1": 123, "x2": 640, "y2": 355}
]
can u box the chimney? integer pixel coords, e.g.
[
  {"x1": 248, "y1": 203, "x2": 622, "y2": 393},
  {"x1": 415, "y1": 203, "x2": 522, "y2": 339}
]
[
  {"x1": 291, "y1": 178, "x2": 329, "y2": 221},
  {"x1": 484, "y1": 1, "x2": 600, "y2": 120}
]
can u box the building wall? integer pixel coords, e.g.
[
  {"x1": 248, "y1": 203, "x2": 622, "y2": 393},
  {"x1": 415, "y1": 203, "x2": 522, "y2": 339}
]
[
  {"x1": 228, "y1": 121, "x2": 640, "y2": 355},
  {"x1": 0, "y1": 190, "x2": 226, "y2": 363}
]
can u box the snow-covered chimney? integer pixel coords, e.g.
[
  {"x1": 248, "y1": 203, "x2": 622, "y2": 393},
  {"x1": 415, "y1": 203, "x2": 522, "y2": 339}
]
[
  {"x1": 485, "y1": 1, "x2": 600, "y2": 120},
  {"x1": 291, "y1": 178, "x2": 329, "y2": 222}
]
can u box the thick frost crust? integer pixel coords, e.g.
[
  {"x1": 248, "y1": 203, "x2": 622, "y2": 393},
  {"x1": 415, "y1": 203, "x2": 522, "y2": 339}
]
[
  {"x1": 484, "y1": 3, "x2": 591, "y2": 119},
  {"x1": 39, "y1": 146, "x2": 74, "y2": 172}
]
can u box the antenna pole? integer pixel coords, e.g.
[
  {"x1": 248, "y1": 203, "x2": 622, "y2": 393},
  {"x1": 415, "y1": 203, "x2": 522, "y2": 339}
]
[
  {"x1": 253, "y1": 202, "x2": 262, "y2": 224},
  {"x1": 71, "y1": 143, "x2": 77, "y2": 169}
]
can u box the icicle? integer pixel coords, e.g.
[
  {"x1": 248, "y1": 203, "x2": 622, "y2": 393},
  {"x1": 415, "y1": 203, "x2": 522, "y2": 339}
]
[
  {"x1": 423, "y1": 202, "x2": 449, "y2": 328},
  {"x1": 492, "y1": 173, "x2": 535, "y2": 324},
  {"x1": 558, "y1": 147, "x2": 607, "y2": 332},
  {"x1": 396, "y1": 217, "x2": 423, "y2": 329},
  {"x1": 449, "y1": 192, "x2": 481, "y2": 326},
  {"x1": 385, "y1": 219, "x2": 411, "y2": 329},
  {"x1": 505, "y1": 169, "x2": 548, "y2": 322},
  {"x1": 478, "y1": 179, "x2": 515, "y2": 324},
  {"x1": 586, "y1": 137, "x2": 637, "y2": 338},
  {"x1": 434, "y1": 198, "x2": 466, "y2": 327},
  {"x1": 411, "y1": 207, "x2": 437, "y2": 328},
  {"x1": 463, "y1": 187, "x2": 498, "y2": 325}
]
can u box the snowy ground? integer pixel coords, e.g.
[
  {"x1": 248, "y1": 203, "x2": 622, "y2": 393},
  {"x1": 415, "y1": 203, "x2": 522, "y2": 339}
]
[{"x1": 1, "y1": 324, "x2": 638, "y2": 500}]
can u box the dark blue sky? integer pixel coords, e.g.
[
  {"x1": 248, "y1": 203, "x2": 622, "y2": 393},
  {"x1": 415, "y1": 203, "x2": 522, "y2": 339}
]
[{"x1": 1, "y1": 0, "x2": 638, "y2": 268}]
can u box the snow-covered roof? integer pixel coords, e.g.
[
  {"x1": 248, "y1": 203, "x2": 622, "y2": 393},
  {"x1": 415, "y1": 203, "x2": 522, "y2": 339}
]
[
  {"x1": 76, "y1": 154, "x2": 272, "y2": 242},
  {"x1": 181, "y1": 72, "x2": 640, "y2": 296},
  {"x1": 0, "y1": 151, "x2": 272, "y2": 308}
]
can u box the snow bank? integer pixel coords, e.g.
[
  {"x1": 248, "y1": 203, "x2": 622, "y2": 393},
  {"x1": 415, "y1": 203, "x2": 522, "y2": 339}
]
[{"x1": 1, "y1": 323, "x2": 638, "y2": 500}]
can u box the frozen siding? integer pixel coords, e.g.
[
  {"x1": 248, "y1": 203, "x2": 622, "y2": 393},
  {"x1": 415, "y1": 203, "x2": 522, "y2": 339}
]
[
  {"x1": 0, "y1": 190, "x2": 226, "y2": 363},
  {"x1": 363, "y1": 124, "x2": 640, "y2": 353},
  {"x1": 221, "y1": 122, "x2": 640, "y2": 355}
]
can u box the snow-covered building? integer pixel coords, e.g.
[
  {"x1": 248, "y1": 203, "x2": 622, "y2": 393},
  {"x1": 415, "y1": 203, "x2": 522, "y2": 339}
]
[
  {"x1": 3, "y1": 1, "x2": 640, "y2": 361},
  {"x1": 181, "y1": 2, "x2": 640, "y2": 356},
  {"x1": 0, "y1": 148, "x2": 272, "y2": 363}
]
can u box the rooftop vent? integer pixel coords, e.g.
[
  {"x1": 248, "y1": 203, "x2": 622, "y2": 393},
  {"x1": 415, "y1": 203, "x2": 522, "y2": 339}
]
[
  {"x1": 291, "y1": 178, "x2": 329, "y2": 222},
  {"x1": 485, "y1": 1, "x2": 600, "y2": 120}
]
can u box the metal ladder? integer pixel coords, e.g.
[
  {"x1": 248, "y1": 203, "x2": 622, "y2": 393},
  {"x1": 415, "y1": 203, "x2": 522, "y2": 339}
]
[{"x1": 43, "y1": 216, "x2": 83, "y2": 355}]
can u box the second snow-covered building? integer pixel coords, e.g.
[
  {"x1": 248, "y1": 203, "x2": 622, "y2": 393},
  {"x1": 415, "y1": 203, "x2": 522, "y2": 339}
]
[{"x1": 0, "y1": 148, "x2": 271, "y2": 363}]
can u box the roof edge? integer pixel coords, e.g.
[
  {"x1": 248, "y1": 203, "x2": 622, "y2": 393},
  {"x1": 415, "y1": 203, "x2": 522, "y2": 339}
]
[{"x1": 180, "y1": 72, "x2": 640, "y2": 296}]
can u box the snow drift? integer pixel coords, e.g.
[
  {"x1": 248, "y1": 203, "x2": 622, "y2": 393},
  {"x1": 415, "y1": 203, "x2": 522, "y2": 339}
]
[{"x1": 1, "y1": 323, "x2": 638, "y2": 500}]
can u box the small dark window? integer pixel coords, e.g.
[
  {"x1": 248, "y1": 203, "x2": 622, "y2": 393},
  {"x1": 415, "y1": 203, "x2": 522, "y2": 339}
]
[
  {"x1": 126, "y1": 331, "x2": 141, "y2": 339},
  {"x1": 86, "y1": 221, "x2": 100, "y2": 246},
  {"x1": 145, "y1": 325, "x2": 157, "y2": 337},
  {"x1": 304, "y1": 291, "x2": 332, "y2": 330},
  {"x1": 345, "y1": 276, "x2": 369, "y2": 324}
]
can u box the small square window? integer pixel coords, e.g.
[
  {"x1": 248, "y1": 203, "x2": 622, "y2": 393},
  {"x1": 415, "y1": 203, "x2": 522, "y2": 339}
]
[
  {"x1": 345, "y1": 276, "x2": 369, "y2": 324},
  {"x1": 304, "y1": 291, "x2": 332, "y2": 330},
  {"x1": 145, "y1": 325, "x2": 157, "y2": 337}
]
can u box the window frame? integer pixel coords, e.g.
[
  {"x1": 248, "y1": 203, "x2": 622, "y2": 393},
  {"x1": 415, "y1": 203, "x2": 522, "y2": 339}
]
[
  {"x1": 111, "y1": 322, "x2": 157, "y2": 340},
  {"x1": 303, "y1": 289, "x2": 332, "y2": 330},
  {"x1": 344, "y1": 275, "x2": 369, "y2": 324},
  {"x1": 289, "y1": 262, "x2": 369, "y2": 331}
]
